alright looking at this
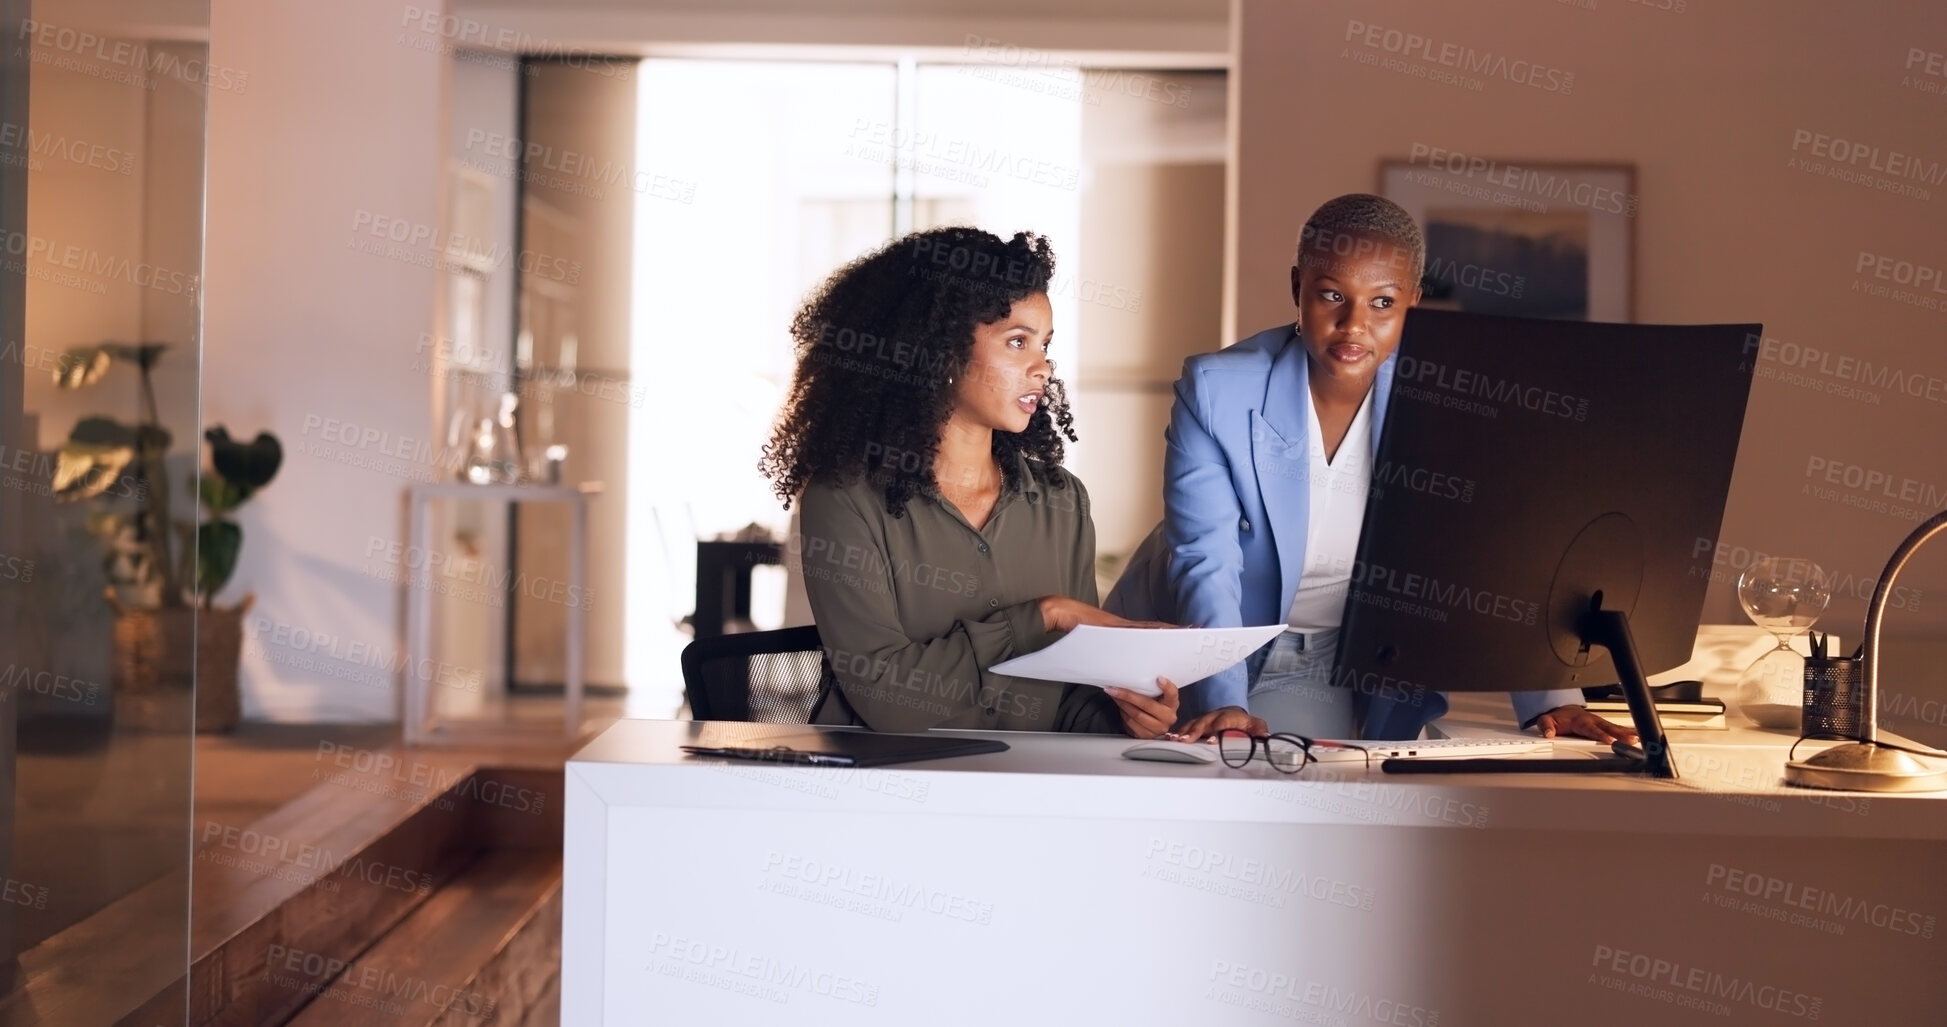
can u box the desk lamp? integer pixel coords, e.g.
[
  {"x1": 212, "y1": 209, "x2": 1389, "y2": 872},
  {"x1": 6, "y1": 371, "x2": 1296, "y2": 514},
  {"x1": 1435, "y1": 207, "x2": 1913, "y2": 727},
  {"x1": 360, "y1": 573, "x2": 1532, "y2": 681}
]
[{"x1": 1785, "y1": 509, "x2": 1947, "y2": 792}]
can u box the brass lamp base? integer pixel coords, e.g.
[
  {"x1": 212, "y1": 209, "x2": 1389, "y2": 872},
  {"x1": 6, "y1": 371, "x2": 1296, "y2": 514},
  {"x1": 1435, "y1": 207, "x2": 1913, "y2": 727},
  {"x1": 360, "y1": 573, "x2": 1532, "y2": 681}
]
[{"x1": 1784, "y1": 742, "x2": 1947, "y2": 793}]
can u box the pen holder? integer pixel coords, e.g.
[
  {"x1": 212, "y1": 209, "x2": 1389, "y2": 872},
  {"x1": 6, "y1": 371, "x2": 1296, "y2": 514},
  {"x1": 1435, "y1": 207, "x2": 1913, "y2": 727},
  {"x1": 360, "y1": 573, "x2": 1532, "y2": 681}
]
[{"x1": 1802, "y1": 654, "x2": 1863, "y2": 740}]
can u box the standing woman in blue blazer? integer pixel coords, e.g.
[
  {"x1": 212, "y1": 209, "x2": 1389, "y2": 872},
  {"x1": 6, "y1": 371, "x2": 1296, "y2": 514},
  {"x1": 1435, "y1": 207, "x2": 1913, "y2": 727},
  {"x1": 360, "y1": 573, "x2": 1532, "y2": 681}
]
[{"x1": 1109, "y1": 194, "x2": 1636, "y2": 743}]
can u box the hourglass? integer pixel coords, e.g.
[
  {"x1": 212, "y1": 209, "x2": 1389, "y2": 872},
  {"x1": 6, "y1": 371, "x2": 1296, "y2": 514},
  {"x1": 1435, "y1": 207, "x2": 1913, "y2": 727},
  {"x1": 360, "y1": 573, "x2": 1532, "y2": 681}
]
[{"x1": 1732, "y1": 557, "x2": 1832, "y2": 729}]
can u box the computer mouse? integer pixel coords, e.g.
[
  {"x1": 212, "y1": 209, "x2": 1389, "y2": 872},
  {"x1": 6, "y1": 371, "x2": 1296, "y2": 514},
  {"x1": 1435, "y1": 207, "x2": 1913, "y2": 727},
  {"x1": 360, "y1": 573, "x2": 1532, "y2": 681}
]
[{"x1": 1122, "y1": 740, "x2": 1219, "y2": 765}]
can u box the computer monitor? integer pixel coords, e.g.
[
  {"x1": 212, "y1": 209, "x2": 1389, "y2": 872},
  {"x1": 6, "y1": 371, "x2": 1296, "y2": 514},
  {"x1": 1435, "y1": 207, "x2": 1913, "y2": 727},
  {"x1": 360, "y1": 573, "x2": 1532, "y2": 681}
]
[{"x1": 1334, "y1": 307, "x2": 1758, "y2": 778}]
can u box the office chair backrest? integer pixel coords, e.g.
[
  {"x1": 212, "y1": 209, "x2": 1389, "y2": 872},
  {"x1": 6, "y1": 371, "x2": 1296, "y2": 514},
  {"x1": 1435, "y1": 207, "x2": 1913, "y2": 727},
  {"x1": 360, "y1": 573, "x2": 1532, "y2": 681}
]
[{"x1": 679, "y1": 625, "x2": 826, "y2": 723}]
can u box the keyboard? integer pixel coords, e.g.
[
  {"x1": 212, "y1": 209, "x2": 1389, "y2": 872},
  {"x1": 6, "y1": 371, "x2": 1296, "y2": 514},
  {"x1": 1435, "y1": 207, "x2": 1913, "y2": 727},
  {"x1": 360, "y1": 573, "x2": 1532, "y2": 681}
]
[{"x1": 1302, "y1": 737, "x2": 1554, "y2": 765}]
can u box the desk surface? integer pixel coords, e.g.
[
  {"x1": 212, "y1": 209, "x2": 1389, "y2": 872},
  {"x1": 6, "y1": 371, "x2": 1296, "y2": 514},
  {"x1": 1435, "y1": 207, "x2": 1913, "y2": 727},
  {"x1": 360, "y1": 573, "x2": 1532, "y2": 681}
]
[
  {"x1": 566, "y1": 715, "x2": 1947, "y2": 1026},
  {"x1": 569, "y1": 715, "x2": 1946, "y2": 841}
]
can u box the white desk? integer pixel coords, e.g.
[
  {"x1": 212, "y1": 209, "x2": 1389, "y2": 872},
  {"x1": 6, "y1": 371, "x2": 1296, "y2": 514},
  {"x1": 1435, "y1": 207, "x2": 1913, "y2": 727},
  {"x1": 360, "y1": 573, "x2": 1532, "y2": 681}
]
[{"x1": 564, "y1": 718, "x2": 1946, "y2": 1026}]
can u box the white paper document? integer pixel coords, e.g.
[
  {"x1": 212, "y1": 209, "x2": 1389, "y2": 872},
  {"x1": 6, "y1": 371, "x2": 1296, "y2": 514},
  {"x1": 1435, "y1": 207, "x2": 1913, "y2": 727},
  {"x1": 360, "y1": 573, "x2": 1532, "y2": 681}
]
[{"x1": 988, "y1": 624, "x2": 1288, "y2": 697}]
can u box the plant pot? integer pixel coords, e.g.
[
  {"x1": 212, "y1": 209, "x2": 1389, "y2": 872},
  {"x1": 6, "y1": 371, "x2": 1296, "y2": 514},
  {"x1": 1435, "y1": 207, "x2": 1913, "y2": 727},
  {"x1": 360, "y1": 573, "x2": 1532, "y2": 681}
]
[
  {"x1": 109, "y1": 594, "x2": 253, "y2": 732},
  {"x1": 194, "y1": 598, "x2": 251, "y2": 732}
]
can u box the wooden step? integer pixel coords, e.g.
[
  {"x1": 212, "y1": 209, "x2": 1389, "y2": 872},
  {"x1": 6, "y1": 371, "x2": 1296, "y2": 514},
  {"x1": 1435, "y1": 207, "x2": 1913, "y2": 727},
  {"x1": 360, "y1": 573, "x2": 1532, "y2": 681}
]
[
  {"x1": 282, "y1": 849, "x2": 562, "y2": 1027},
  {"x1": 2, "y1": 751, "x2": 561, "y2": 1026}
]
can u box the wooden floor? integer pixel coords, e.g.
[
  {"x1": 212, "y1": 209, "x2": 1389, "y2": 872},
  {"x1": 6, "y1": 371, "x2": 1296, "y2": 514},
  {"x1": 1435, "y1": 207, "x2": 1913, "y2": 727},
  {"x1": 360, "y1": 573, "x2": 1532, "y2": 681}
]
[
  {"x1": 195, "y1": 722, "x2": 407, "y2": 833},
  {"x1": 5, "y1": 694, "x2": 624, "y2": 1025},
  {"x1": 10, "y1": 719, "x2": 391, "y2": 956},
  {"x1": 198, "y1": 687, "x2": 631, "y2": 821}
]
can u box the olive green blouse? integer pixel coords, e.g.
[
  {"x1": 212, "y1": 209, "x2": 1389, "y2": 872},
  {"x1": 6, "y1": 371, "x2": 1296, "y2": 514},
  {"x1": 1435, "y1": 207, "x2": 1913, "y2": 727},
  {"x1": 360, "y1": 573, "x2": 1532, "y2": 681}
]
[{"x1": 800, "y1": 455, "x2": 1124, "y2": 734}]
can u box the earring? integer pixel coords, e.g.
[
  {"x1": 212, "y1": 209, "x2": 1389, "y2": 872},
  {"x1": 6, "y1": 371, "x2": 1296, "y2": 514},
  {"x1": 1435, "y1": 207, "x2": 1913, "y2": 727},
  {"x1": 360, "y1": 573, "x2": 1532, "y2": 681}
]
[{"x1": 947, "y1": 375, "x2": 955, "y2": 384}]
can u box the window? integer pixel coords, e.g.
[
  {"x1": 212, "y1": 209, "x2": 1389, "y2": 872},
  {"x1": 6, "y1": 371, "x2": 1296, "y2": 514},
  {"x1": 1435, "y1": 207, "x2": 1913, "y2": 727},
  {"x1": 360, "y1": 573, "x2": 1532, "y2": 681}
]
[{"x1": 625, "y1": 58, "x2": 1088, "y2": 715}]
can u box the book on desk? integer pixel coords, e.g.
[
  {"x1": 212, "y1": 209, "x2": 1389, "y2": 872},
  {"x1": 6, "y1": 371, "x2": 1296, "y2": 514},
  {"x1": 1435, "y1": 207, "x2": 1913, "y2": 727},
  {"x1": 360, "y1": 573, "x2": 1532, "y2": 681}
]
[{"x1": 1578, "y1": 678, "x2": 1729, "y2": 730}]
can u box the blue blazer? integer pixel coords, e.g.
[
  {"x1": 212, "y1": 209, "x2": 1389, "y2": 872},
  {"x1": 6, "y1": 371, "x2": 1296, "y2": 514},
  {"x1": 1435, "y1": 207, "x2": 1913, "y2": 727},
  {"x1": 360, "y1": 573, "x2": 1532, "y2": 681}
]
[{"x1": 1106, "y1": 325, "x2": 1580, "y2": 738}]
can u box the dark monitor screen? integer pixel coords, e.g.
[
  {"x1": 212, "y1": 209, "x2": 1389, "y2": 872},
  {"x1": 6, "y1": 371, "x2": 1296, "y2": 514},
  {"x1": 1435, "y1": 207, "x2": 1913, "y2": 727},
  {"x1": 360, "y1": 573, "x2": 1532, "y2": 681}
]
[{"x1": 1335, "y1": 308, "x2": 1758, "y2": 697}]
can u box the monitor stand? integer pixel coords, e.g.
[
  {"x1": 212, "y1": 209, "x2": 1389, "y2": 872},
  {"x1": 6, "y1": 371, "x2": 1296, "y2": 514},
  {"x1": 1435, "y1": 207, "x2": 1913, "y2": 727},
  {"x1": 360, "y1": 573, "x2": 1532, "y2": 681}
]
[{"x1": 1380, "y1": 608, "x2": 1678, "y2": 779}]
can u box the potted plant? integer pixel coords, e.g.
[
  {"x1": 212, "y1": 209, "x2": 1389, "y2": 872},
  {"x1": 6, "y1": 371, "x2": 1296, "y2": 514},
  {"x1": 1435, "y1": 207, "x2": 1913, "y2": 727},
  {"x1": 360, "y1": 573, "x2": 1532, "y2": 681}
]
[
  {"x1": 186, "y1": 426, "x2": 282, "y2": 731},
  {"x1": 51, "y1": 343, "x2": 178, "y2": 607},
  {"x1": 51, "y1": 343, "x2": 191, "y2": 729},
  {"x1": 50, "y1": 343, "x2": 289, "y2": 730}
]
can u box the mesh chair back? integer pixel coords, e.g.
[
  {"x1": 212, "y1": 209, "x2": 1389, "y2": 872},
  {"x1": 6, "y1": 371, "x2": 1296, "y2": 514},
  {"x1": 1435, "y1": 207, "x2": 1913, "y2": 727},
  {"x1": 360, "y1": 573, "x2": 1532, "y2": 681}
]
[{"x1": 680, "y1": 625, "x2": 826, "y2": 723}]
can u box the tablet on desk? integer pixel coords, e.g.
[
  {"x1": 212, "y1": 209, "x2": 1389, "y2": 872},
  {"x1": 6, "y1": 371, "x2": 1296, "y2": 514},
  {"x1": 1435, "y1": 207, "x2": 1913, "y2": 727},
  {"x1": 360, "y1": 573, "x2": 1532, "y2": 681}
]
[{"x1": 681, "y1": 727, "x2": 1009, "y2": 768}]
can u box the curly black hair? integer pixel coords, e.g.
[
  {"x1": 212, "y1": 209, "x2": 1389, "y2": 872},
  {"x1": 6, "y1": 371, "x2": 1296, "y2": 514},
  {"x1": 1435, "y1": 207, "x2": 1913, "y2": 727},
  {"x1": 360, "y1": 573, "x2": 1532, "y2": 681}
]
[{"x1": 760, "y1": 226, "x2": 1079, "y2": 516}]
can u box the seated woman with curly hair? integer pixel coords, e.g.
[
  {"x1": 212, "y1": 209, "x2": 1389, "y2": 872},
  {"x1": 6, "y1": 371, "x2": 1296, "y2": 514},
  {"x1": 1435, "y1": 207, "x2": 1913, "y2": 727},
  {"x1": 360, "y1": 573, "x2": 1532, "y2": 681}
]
[{"x1": 760, "y1": 227, "x2": 1178, "y2": 737}]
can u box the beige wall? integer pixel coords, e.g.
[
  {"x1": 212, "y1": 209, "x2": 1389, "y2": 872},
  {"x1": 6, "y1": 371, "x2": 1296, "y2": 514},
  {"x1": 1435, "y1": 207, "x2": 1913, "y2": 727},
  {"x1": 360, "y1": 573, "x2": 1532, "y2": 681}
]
[
  {"x1": 205, "y1": 0, "x2": 450, "y2": 720},
  {"x1": 1071, "y1": 69, "x2": 1227, "y2": 567},
  {"x1": 22, "y1": 43, "x2": 150, "y2": 449},
  {"x1": 1231, "y1": 0, "x2": 1947, "y2": 650},
  {"x1": 139, "y1": 43, "x2": 204, "y2": 350}
]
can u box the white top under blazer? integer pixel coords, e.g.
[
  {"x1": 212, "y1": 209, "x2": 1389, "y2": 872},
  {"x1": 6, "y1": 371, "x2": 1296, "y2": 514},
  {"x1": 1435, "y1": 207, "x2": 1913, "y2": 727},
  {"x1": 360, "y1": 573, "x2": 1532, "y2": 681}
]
[{"x1": 1285, "y1": 387, "x2": 1374, "y2": 632}]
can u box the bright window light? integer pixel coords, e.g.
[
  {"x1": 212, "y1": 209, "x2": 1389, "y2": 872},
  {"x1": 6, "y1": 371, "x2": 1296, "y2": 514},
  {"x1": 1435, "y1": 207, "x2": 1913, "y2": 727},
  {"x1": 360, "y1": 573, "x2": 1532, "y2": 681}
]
[{"x1": 626, "y1": 58, "x2": 1084, "y2": 715}]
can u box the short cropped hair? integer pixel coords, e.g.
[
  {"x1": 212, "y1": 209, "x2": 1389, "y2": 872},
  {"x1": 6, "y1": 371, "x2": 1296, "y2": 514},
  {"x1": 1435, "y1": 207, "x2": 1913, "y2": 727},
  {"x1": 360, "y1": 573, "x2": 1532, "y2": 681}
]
[{"x1": 1293, "y1": 193, "x2": 1426, "y2": 286}]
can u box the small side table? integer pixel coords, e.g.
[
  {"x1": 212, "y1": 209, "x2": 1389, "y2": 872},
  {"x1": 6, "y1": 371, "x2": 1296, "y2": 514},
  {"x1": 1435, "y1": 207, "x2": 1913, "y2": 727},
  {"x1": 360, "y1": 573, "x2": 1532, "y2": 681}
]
[{"x1": 403, "y1": 481, "x2": 601, "y2": 744}]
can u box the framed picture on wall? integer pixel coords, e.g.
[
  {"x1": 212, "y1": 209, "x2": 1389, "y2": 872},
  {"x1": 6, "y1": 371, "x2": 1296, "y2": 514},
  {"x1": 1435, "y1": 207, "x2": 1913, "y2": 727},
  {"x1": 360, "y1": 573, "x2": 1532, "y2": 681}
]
[{"x1": 1379, "y1": 159, "x2": 1635, "y2": 322}]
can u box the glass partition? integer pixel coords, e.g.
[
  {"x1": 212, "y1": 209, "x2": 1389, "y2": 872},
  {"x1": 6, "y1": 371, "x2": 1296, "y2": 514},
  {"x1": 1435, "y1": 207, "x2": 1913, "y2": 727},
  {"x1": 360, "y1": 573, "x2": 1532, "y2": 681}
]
[{"x1": 1, "y1": 0, "x2": 206, "y2": 1019}]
